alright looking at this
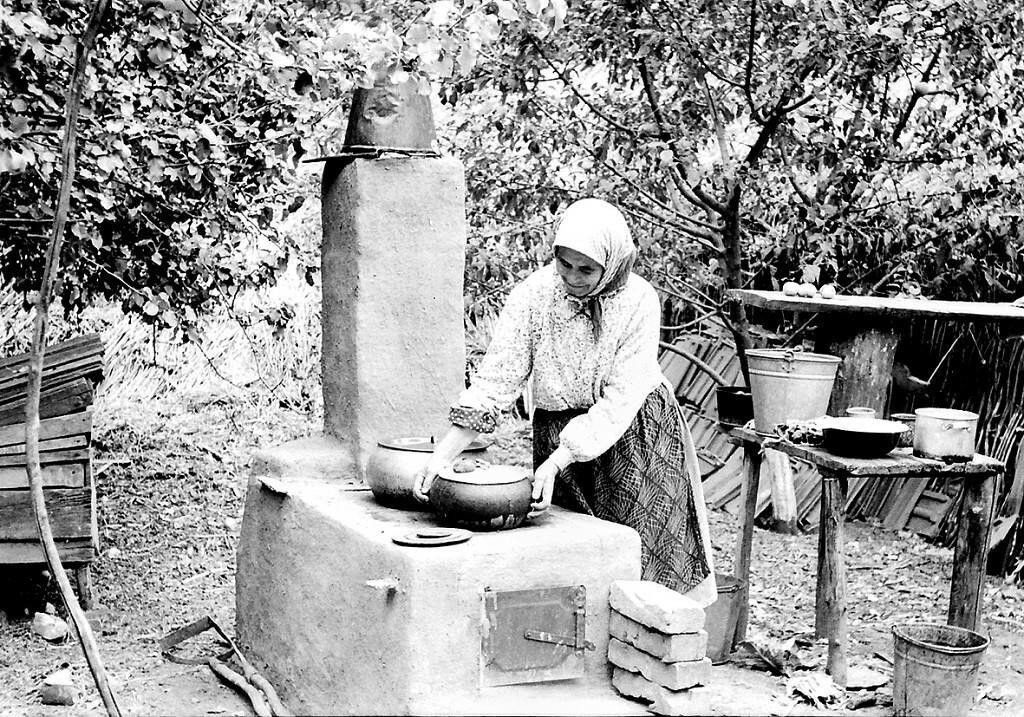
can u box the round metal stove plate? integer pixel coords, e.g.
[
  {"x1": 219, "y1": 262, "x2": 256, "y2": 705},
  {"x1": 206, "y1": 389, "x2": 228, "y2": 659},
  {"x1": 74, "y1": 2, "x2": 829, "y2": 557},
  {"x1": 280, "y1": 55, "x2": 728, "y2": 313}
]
[{"x1": 391, "y1": 528, "x2": 473, "y2": 547}]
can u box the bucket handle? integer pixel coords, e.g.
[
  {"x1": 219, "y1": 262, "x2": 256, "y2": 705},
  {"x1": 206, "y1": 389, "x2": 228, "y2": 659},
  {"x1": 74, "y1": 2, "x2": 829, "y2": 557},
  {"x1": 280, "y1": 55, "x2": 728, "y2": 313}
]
[{"x1": 782, "y1": 348, "x2": 795, "y2": 374}]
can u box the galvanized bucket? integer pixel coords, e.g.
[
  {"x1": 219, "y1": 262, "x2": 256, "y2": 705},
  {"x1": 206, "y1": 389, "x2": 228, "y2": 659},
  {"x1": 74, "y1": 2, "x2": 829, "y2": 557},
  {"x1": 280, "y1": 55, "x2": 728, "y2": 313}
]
[
  {"x1": 892, "y1": 623, "x2": 989, "y2": 717},
  {"x1": 704, "y1": 574, "x2": 743, "y2": 664},
  {"x1": 746, "y1": 349, "x2": 840, "y2": 433}
]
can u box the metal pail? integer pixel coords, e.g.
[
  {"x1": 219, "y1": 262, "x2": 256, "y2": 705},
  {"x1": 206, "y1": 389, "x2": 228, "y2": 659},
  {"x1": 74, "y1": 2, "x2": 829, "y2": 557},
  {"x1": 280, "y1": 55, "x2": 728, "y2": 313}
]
[
  {"x1": 746, "y1": 349, "x2": 840, "y2": 433},
  {"x1": 704, "y1": 574, "x2": 743, "y2": 664},
  {"x1": 892, "y1": 623, "x2": 989, "y2": 717}
]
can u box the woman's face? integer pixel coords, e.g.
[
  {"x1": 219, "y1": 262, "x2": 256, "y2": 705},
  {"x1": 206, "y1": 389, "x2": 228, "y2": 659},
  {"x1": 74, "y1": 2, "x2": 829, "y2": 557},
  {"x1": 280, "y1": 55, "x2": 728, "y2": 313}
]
[{"x1": 555, "y1": 246, "x2": 604, "y2": 297}]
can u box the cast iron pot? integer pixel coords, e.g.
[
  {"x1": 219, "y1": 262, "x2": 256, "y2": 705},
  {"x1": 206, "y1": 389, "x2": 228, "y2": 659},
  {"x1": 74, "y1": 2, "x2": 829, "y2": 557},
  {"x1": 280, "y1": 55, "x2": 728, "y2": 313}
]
[
  {"x1": 821, "y1": 417, "x2": 909, "y2": 458},
  {"x1": 428, "y1": 462, "x2": 533, "y2": 531},
  {"x1": 716, "y1": 386, "x2": 754, "y2": 427},
  {"x1": 365, "y1": 436, "x2": 488, "y2": 510}
]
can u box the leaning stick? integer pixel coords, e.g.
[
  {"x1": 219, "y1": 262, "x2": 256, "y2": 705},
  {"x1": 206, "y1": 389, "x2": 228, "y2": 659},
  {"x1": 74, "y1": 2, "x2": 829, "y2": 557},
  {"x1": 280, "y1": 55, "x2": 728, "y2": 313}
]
[{"x1": 24, "y1": 1, "x2": 119, "y2": 716}]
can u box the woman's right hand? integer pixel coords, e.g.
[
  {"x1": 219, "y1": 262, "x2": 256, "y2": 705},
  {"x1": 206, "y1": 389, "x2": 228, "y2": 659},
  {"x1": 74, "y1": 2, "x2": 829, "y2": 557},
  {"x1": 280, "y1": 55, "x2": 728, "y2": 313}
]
[{"x1": 412, "y1": 460, "x2": 443, "y2": 503}]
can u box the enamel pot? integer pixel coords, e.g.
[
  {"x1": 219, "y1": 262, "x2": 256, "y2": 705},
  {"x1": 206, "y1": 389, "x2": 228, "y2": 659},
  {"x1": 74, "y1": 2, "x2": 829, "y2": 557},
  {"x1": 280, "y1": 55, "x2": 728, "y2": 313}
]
[
  {"x1": 912, "y1": 408, "x2": 978, "y2": 462},
  {"x1": 429, "y1": 463, "x2": 533, "y2": 531},
  {"x1": 364, "y1": 436, "x2": 488, "y2": 510}
]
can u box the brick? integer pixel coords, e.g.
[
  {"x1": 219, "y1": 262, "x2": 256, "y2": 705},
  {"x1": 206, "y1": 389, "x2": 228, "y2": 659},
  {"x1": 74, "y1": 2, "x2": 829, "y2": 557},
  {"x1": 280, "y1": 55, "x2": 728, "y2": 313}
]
[
  {"x1": 610, "y1": 610, "x2": 708, "y2": 663},
  {"x1": 608, "y1": 638, "x2": 711, "y2": 690},
  {"x1": 611, "y1": 668, "x2": 711, "y2": 716},
  {"x1": 609, "y1": 580, "x2": 705, "y2": 633}
]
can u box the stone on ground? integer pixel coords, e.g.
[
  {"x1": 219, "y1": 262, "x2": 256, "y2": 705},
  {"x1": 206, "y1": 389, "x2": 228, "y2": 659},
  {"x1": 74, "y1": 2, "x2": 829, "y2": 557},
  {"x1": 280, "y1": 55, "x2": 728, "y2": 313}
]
[
  {"x1": 610, "y1": 611, "x2": 708, "y2": 663},
  {"x1": 608, "y1": 638, "x2": 711, "y2": 690},
  {"x1": 609, "y1": 581, "x2": 705, "y2": 634},
  {"x1": 40, "y1": 668, "x2": 76, "y2": 706},
  {"x1": 31, "y1": 612, "x2": 69, "y2": 642}
]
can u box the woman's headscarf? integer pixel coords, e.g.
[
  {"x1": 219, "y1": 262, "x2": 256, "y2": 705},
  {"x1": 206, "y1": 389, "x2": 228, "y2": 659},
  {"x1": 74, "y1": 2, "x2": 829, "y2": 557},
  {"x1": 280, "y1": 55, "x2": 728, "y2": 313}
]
[{"x1": 552, "y1": 198, "x2": 637, "y2": 337}]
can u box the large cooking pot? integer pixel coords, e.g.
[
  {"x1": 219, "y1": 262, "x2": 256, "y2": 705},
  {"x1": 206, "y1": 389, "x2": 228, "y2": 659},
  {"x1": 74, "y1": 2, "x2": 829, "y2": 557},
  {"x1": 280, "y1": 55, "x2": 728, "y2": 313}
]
[
  {"x1": 913, "y1": 408, "x2": 978, "y2": 462},
  {"x1": 429, "y1": 462, "x2": 533, "y2": 531},
  {"x1": 364, "y1": 436, "x2": 488, "y2": 509},
  {"x1": 821, "y1": 417, "x2": 908, "y2": 458}
]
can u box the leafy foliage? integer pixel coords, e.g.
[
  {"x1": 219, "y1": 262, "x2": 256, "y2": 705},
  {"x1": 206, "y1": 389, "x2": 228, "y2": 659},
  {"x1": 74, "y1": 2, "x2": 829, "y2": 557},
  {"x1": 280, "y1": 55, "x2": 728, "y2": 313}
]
[
  {"x1": 441, "y1": 0, "x2": 1024, "y2": 323},
  {"x1": 0, "y1": 0, "x2": 564, "y2": 337}
]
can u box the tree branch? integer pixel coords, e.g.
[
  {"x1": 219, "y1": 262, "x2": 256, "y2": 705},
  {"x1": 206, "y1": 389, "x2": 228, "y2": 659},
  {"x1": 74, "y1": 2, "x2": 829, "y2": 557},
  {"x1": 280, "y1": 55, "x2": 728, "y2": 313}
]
[
  {"x1": 891, "y1": 39, "x2": 943, "y2": 145},
  {"x1": 601, "y1": 163, "x2": 725, "y2": 251},
  {"x1": 658, "y1": 341, "x2": 729, "y2": 386},
  {"x1": 179, "y1": 0, "x2": 250, "y2": 58},
  {"x1": 700, "y1": 71, "x2": 734, "y2": 182},
  {"x1": 625, "y1": 198, "x2": 726, "y2": 253},
  {"x1": 25, "y1": 1, "x2": 121, "y2": 716},
  {"x1": 742, "y1": 0, "x2": 765, "y2": 123},
  {"x1": 528, "y1": 36, "x2": 638, "y2": 135},
  {"x1": 691, "y1": 181, "x2": 727, "y2": 214},
  {"x1": 777, "y1": 140, "x2": 814, "y2": 205}
]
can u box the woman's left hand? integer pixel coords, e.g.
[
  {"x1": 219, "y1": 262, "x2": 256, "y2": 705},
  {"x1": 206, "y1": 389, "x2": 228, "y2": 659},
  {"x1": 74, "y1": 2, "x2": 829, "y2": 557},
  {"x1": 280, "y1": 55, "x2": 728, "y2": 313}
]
[{"x1": 530, "y1": 458, "x2": 559, "y2": 515}]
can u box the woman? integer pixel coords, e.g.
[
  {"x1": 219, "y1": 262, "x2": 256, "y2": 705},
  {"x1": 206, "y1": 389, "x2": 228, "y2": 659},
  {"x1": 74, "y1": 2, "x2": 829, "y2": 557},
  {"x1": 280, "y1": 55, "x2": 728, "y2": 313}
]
[{"x1": 413, "y1": 198, "x2": 716, "y2": 605}]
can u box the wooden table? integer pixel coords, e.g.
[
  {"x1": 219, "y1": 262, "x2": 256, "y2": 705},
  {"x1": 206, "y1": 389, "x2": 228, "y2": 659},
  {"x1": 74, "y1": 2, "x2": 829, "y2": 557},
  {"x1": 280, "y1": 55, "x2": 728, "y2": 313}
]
[{"x1": 728, "y1": 427, "x2": 1003, "y2": 688}]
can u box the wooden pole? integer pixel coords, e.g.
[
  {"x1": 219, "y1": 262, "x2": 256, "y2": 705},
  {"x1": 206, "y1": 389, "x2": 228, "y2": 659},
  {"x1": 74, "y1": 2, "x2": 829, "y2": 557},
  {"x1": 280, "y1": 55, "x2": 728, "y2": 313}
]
[
  {"x1": 948, "y1": 472, "x2": 998, "y2": 631},
  {"x1": 816, "y1": 470, "x2": 848, "y2": 689},
  {"x1": 731, "y1": 441, "x2": 762, "y2": 646},
  {"x1": 23, "y1": 1, "x2": 119, "y2": 715}
]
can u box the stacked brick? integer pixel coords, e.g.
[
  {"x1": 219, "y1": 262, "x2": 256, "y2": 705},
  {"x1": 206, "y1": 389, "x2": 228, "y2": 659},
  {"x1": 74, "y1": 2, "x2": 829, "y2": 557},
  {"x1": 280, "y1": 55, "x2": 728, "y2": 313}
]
[{"x1": 608, "y1": 581, "x2": 712, "y2": 716}]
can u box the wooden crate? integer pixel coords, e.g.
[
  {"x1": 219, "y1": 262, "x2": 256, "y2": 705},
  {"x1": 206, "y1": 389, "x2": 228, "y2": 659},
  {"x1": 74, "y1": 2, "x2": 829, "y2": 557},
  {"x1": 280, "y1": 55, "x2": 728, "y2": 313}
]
[{"x1": 0, "y1": 410, "x2": 97, "y2": 605}]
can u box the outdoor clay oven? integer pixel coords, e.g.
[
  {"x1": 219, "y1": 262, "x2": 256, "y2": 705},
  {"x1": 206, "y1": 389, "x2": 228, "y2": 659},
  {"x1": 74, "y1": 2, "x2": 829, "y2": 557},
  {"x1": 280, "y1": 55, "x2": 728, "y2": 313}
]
[{"x1": 235, "y1": 82, "x2": 644, "y2": 716}]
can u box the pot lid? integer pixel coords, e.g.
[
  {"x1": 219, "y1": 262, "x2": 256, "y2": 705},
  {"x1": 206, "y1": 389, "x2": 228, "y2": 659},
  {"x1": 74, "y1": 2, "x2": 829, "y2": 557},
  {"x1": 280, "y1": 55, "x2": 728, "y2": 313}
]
[
  {"x1": 377, "y1": 436, "x2": 489, "y2": 453},
  {"x1": 822, "y1": 417, "x2": 909, "y2": 434},
  {"x1": 438, "y1": 462, "x2": 531, "y2": 486},
  {"x1": 914, "y1": 408, "x2": 979, "y2": 421},
  {"x1": 392, "y1": 528, "x2": 472, "y2": 547}
]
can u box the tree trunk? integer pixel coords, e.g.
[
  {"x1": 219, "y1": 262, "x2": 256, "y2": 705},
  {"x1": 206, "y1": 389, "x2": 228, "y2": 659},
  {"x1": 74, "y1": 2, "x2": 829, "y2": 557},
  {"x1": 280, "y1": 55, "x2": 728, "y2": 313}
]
[
  {"x1": 721, "y1": 188, "x2": 753, "y2": 386},
  {"x1": 816, "y1": 320, "x2": 899, "y2": 416}
]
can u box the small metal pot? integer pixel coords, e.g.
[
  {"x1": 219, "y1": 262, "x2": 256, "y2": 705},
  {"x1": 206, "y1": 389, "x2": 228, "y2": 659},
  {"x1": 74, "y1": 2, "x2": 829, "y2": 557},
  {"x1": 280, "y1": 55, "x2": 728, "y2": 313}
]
[
  {"x1": 913, "y1": 408, "x2": 978, "y2": 462},
  {"x1": 890, "y1": 413, "x2": 917, "y2": 448},
  {"x1": 429, "y1": 463, "x2": 533, "y2": 531},
  {"x1": 365, "y1": 436, "x2": 488, "y2": 510}
]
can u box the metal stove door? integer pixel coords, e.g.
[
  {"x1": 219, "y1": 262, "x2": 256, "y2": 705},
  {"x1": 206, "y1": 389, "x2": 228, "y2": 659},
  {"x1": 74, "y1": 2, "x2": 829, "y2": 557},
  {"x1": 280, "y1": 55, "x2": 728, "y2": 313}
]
[{"x1": 481, "y1": 585, "x2": 594, "y2": 686}]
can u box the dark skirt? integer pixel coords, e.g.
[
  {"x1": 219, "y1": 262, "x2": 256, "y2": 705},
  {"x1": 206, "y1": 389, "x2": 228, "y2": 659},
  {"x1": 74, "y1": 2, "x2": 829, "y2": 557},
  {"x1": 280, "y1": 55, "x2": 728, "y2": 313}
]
[{"x1": 533, "y1": 383, "x2": 710, "y2": 593}]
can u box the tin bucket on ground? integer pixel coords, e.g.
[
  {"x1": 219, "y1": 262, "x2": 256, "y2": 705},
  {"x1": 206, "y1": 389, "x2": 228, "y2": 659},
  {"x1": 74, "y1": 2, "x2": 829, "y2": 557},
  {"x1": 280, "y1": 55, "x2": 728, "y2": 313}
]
[
  {"x1": 892, "y1": 623, "x2": 989, "y2": 717},
  {"x1": 704, "y1": 574, "x2": 743, "y2": 663},
  {"x1": 746, "y1": 349, "x2": 840, "y2": 433}
]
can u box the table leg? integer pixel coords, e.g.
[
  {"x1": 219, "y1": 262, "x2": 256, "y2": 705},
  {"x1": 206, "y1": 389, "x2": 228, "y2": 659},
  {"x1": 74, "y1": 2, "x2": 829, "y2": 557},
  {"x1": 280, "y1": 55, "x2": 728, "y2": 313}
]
[
  {"x1": 816, "y1": 470, "x2": 848, "y2": 689},
  {"x1": 731, "y1": 442, "x2": 762, "y2": 647},
  {"x1": 948, "y1": 473, "x2": 997, "y2": 631}
]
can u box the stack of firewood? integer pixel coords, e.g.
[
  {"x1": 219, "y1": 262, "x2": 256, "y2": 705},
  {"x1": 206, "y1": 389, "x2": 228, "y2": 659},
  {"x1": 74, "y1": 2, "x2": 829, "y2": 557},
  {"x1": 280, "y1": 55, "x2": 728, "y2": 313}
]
[{"x1": 0, "y1": 333, "x2": 105, "y2": 607}]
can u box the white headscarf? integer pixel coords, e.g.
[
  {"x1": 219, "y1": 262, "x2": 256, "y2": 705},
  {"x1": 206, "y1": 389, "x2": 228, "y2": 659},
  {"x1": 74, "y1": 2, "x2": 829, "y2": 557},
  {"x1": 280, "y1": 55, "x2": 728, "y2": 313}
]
[{"x1": 552, "y1": 198, "x2": 637, "y2": 335}]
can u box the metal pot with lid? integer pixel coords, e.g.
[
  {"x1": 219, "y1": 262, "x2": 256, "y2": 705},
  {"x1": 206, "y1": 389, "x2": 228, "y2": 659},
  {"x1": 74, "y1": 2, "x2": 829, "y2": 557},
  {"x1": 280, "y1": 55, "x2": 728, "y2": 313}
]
[
  {"x1": 429, "y1": 461, "x2": 533, "y2": 531},
  {"x1": 364, "y1": 436, "x2": 489, "y2": 509},
  {"x1": 913, "y1": 408, "x2": 978, "y2": 462}
]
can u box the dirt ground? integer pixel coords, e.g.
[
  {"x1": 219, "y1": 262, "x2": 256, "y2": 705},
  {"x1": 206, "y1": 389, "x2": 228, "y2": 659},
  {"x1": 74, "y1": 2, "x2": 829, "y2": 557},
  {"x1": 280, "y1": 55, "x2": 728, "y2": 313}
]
[{"x1": 1, "y1": 400, "x2": 1022, "y2": 716}]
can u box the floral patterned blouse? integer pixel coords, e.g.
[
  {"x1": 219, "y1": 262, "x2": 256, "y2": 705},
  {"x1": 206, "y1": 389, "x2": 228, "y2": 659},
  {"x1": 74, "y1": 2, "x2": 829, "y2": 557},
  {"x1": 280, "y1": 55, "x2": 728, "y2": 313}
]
[{"x1": 456, "y1": 264, "x2": 666, "y2": 462}]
